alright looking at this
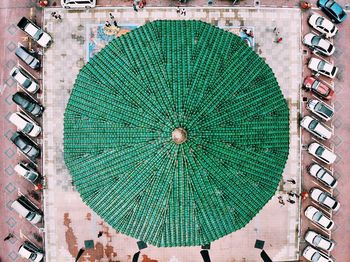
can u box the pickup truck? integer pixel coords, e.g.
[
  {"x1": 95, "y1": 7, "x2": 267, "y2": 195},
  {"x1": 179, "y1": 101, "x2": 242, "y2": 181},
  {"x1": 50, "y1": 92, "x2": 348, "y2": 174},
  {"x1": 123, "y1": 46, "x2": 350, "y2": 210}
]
[{"x1": 17, "y1": 17, "x2": 52, "y2": 48}]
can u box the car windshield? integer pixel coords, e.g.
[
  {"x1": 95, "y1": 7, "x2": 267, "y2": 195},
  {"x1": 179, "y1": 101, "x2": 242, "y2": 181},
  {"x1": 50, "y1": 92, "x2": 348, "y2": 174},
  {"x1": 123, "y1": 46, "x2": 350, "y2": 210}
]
[
  {"x1": 315, "y1": 17, "x2": 324, "y2": 26},
  {"x1": 315, "y1": 102, "x2": 333, "y2": 117},
  {"x1": 325, "y1": 0, "x2": 334, "y2": 8},
  {"x1": 311, "y1": 252, "x2": 321, "y2": 261},
  {"x1": 33, "y1": 30, "x2": 43, "y2": 40},
  {"x1": 311, "y1": 79, "x2": 320, "y2": 90},
  {"x1": 318, "y1": 193, "x2": 327, "y2": 202},
  {"x1": 22, "y1": 122, "x2": 34, "y2": 133},
  {"x1": 22, "y1": 78, "x2": 32, "y2": 88},
  {"x1": 16, "y1": 138, "x2": 27, "y2": 150},
  {"x1": 313, "y1": 235, "x2": 322, "y2": 245},
  {"x1": 26, "y1": 211, "x2": 36, "y2": 221},
  {"x1": 309, "y1": 120, "x2": 318, "y2": 130},
  {"x1": 315, "y1": 146, "x2": 325, "y2": 156},
  {"x1": 318, "y1": 60, "x2": 326, "y2": 70},
  {"x1": 311, "y1": 36, "x2": 321, "y2": 46},
  {"x1": 313, "y1": 211, "x2": 322, "y2": 221}
]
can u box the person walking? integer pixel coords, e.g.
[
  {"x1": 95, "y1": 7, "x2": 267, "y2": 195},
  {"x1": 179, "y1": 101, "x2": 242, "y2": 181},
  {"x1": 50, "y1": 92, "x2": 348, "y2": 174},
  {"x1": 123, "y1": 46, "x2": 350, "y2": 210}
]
[
  {"x1": 105, "y1": 21, "x2": 111, "y2": 27},
  {"x1": 287, "y1": 198, "x2": 295, "y2": 204},
  {"x1": 275, "y1": 37, "x2": 283, "y2": 43},
  {"x1": 4, "y1": 233, "x2": 14, "y2": 241},
  {"x1": 109, "y1": 13, "x2": 114, "y2": 20},
  {"x1": 97, "y1": 231, "x2": 103, "y2": 238},
  {"x1": 51, "y1": 11, "x2": 57, "y2": 18},
  {"x1": 133, "y1": 3, "x2": 138, "y2": 12},
  {"x1": 286, "y1": 178, "x2": 295, "y2": 184},
  {"x1": 176, "y1": 6, "x2": 180, "y2": 14}
]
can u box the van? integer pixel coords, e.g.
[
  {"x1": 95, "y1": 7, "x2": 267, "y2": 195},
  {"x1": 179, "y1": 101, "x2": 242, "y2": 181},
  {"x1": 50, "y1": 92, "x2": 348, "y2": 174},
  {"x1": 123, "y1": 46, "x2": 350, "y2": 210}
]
[
  {"x1": 61, "y1": 0, "x2": 96, "y2": 8},
  {"x1": 18, "y1": 241, "x2": 44, "y2": 262},
  {"x1": 11, "y1": 196, "x2": 42, "y2": 224}
]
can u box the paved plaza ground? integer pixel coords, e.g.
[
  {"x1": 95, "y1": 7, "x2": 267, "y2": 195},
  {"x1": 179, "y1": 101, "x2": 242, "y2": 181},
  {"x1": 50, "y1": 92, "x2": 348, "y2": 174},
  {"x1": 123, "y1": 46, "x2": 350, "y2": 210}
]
[{"x1": 42, "y1": 7, "x2": 301, "y2": 262}]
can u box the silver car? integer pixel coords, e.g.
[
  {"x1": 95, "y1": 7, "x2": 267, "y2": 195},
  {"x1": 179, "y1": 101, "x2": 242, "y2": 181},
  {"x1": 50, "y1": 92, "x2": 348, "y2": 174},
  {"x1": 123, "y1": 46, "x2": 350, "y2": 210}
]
[
  {"x1": 307, "y1": 99, "x2": 334, "y2": 121},
  {"x1": 308, "y1": 14, "x2": 338, "y2": 38},
  {"x1": 307, "y1": 163, "x2": 337, "y2": 188},
  {"x1": 310, "y1": 187, "x2": 340, "y2": 211},
  {"x1": 303, "y1": 33, "x2": 335, "y2": 56}
]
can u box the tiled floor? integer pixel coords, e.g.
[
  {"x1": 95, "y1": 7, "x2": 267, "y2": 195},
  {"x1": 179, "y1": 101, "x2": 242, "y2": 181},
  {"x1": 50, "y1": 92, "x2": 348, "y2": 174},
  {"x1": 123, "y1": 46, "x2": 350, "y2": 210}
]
[{"x1": 43, "y1": 7, "x2": 301, "y2": 262}]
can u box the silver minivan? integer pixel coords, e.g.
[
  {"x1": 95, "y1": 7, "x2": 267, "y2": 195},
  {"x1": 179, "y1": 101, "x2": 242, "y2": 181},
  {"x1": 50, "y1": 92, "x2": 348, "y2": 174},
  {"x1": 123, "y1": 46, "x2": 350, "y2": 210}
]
[
  {"x1": 11, "y1": 196, "x2": 42, "y2": 224},
  {"x1": 61, "y1": 0, "x2": 96, "y2": 8}
]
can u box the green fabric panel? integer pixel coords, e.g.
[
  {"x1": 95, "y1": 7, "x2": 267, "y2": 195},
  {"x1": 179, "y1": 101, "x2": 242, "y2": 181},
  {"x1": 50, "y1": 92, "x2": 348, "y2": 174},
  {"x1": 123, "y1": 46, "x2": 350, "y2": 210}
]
[{"x1": 64, "y1": 20, "x2": 290, "y2": 247}]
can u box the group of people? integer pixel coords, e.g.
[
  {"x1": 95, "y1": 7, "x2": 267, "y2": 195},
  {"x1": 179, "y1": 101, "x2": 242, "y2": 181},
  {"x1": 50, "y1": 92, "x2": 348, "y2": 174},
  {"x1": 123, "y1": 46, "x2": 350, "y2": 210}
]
[
  {"x1": 278, "y1": 191, "x2": 299, "y2": 206},
  {"x1": 105, "y1": 13, "x2": 118, "y2": 28},
  {"x1": 133, "y1": 0, "x2": 146, "y2": 12},
  {"x1": 50, "y1": 11, "x2": 62, "y2": 21},
  {"x1": 176, "y1": 6, "x2": 187, "y2": 16}
]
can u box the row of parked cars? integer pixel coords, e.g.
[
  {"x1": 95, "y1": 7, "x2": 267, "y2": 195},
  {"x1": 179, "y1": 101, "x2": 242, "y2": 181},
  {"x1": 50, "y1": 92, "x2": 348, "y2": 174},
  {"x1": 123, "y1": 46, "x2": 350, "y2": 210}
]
[
  {"x1": 6, "y1": 16, "x2": 52, "y2": 262},
  {"x1": 301, "y1": 1, "x2": 347, "y2": 261}
]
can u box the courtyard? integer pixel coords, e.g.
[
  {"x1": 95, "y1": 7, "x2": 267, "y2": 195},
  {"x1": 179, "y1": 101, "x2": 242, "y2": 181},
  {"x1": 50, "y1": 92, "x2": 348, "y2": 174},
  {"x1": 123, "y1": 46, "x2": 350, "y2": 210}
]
[{"x1": 43, "y1": 7, "x2": 300, "y2": 262}]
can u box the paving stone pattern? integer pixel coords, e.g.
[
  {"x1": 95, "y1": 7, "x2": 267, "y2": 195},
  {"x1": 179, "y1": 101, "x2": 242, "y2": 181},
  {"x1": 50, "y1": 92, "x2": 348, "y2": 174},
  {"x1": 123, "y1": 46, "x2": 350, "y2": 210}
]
[{"x1": 43, "y1": 7, "x2": 301, "y2": 261}]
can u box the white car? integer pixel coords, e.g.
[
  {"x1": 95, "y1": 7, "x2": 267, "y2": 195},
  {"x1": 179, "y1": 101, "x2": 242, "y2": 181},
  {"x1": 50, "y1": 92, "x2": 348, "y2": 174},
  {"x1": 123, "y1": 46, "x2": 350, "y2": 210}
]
[
  {"x1": 308, "y1": 13, "x2": 338, "y2": 38},
  {"x1": 307, "y1": 99, "x2": 334, "y2": 121},
  {"x1": 308, "y1": 163, "x2": 337, "y2": 188},
  {"x1": 9, "y1": 112, "x2": 41, "y2": 137},
  {"x1": 303, "y1": 33, "x2": 335, "y2": 56},
  {"x1": 61, "y1": 0, "x2": 96, "y2": 8},
  {"x1": 10, "y1": 66, "x2": 39, "y2": 94},
  {"x1": 308, "y1": 142, "x2": 336, "y2": 164},
  {"x1": 14, "y1": 162, "x2": 40, "y2": 184},
  {"x1": 17, "y1": 17, "x2": 52, "y2": 48},
  {"x1": 308, "y1": 57, "x2": 338, "y2": 79},
  {"x1": 300, "y1": 116, "x2": 332, "y2": 140},
  {"x1": 303, "y1": 246, "x2": 333, "y2": 262},
  {"x1": 310, "y1": 188, "x2": 340, "y2": 211},
  {"x1": 305, "y1": 206, "x2": 335, "y2": 230},
  {"x1": 18, "y1": 241, "x2": 44, "y2": 262},
  {"x1": 305, "y1": 230, "x2": 335, "y2": 251}
]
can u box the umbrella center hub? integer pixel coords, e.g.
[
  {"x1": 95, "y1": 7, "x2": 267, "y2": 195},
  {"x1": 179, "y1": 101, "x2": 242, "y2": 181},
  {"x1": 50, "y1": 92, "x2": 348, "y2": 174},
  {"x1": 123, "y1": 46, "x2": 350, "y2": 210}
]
[{"x1": 172, "y1": 128, "x2": 187, "y2": 144}]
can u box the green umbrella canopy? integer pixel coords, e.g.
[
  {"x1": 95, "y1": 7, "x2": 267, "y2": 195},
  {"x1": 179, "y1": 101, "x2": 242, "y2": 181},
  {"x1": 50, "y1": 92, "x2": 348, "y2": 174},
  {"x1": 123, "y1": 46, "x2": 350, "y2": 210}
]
[{"x1": 64, "y1": 20, "x2": 290, "y2": 247}]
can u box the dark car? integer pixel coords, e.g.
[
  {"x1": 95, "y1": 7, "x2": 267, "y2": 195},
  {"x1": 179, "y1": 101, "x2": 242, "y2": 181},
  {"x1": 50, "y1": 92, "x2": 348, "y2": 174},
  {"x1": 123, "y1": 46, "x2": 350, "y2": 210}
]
[
  {"x1": 12, "y1": 92, "x2": 44, "y2": 117},
  {"x1": 318, "y1": 0, "x2": 347, "y2": 23},
  {"x1": 10, "y1": 132, "x2": 40, "y2": 160},
  {"x1": 15, "y1": 46, "x2": 40, "y2": 70}
]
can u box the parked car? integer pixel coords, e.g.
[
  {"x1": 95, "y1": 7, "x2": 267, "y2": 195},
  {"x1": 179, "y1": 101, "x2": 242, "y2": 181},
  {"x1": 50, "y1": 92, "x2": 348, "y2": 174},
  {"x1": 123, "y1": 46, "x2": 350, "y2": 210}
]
[
  {"x1": 317, "y1": 0, "x2": 347, "y2": 23},
  {"x1": 308, "y1": 142, "x2": 336, "y2": 164},
  {"x1": 15, "y1": 46, "x2": 40, "y2": 70},
  {"x1": 303, "y1": 33, "x2": 335, "y2": 56},
  {"x1": 307, "y1": 99, "x2": 334, "y2": 121},
  {"x1": 307, "y1": 163, "x2": 337, "y2": 188},
  {"x1": 61, "y1": 0, "x2": 96, "y2": 8},
  {"x1": 308, "y1": 57, "x2": 338, "y2": 79},
  {"x1": 308, "y1": 13, "x2": 338, "y2": 38},
  {"x1": 10, "y1": 66, "x2": 39, "y2": 94},
  {"x1": 14, "y1": 162, "x2": 40, "y2": 184},
  {"x1": 18, "y1": 241, "x2": 44, "y2": 262},
  {"x1": 10, "y1": 132, "x2": 40, "y2": 160},
  {"x1": 303, "y1": 246, "x2": 334, "y2": 262},
  {"x1": 17, "y1": 17, "x2": 52, "y2": 48},
  {"x1": 9, "y1": 112, "x2": 41, "y2": 137},
  {"x1": 305, "y1": 230, "x2": 335, "y2": 251},
  {"x1": 11, "y1": 196, "x2": 42, "y2": 224},
  {"x1": 12, "y1": 92, "x2": 44, "y2": 117},
  {"x1": 310, "y1": 187, "x2": 340, "y2": 211},
  {"x1": 303, "y1": 76, "x2": 334, "y2": 100},
  {"x1": 300, "y1": 116, "x2": 332, "y2": 140},
  {"x1": 305, "y1": 206, "x2": 335, "y2": 230}
]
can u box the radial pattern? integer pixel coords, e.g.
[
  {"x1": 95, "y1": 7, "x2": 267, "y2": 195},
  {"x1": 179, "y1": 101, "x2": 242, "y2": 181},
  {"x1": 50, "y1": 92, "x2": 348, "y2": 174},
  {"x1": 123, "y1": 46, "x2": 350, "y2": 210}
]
[{"x1": 64, "y1": 20, "x2": 290, "y2": 247}]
